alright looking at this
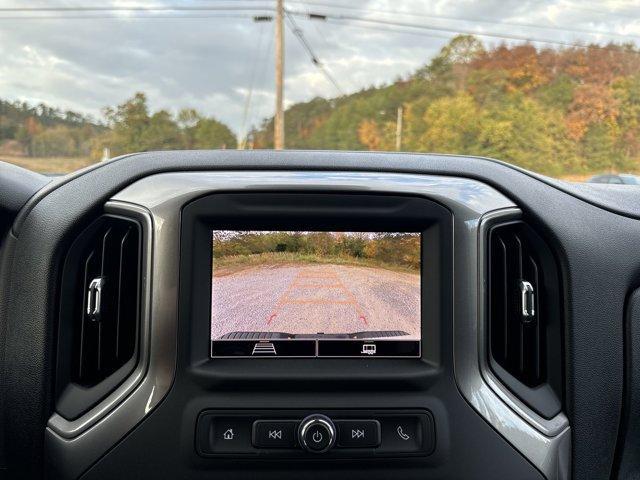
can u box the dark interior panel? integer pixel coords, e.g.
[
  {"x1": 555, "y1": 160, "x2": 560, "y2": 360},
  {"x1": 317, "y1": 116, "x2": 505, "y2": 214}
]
[{"x1": 614, "y1": 288, "x2": 640, "y2": 479}]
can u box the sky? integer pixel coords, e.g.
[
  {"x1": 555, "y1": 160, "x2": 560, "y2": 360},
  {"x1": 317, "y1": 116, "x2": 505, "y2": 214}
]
[{"x1": 2, "y1": 0, "x2": 640, "y2": 140}]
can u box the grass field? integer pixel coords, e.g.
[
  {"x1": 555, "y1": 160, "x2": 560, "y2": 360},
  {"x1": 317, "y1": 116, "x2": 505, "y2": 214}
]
[
  {"x1": 0, "y1": 155, "x2": 95, "y2": 174},
  {"x1": 213, "y1": 251, "x2": 421, "y2": 277}
]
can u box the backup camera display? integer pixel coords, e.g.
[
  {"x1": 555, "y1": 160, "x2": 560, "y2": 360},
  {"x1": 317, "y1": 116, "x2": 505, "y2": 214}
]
[{"x1": 210, "y1": 230, "x2": 421, "y2": 358}]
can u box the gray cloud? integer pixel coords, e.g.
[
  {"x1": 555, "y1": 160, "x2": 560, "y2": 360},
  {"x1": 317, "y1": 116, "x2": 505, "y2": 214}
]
[{"x1": 1, "y1": 0, "x2": 639, "y2": 138}]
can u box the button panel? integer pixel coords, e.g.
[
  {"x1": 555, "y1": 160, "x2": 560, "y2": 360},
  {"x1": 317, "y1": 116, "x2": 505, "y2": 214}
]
[{"x1": 196, "y1": 410, "x2": 434, "y2": 458}]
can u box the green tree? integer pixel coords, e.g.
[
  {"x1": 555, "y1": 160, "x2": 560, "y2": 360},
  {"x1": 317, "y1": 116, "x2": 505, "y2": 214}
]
[
  {"x1": 91, "y1": 93, "x2": 237, "y2": 158},
  {"x1": 192, "y1": 118, "x2": 237, "y2": 149},
  {"x1": 613, "y1": 75, "x2": 640, "y2": 163},
  {"x1": 139, "y1": 110, "x2": 181, "y2": 150},
  {"x1": 30, "y1": 125, "x2": 76, "y2": 157},
  {"x1": 415, "y1": 34, "x2": 485, "y2": 90},
  {"x1": 479, "y1": 95, "x2": 578, "y2": 175},
  {"x1": 416, "y1": 93, "x2": 482, "y2": 154},
  {"x1": 103, "y1": 92, "x2": 151, "y2": 154},
  {"x1": 177, "y1": 108, "x2": 201, "y2": 148}
]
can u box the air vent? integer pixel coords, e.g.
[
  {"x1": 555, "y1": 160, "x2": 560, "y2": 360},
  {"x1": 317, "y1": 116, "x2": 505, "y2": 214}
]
[
  {"x1": 56, "y1": 214, "x2": 142, "y2": 419},
  {"x1": 489, "y1": 222, "x2": 544, "y2": 386},
  {"x1": 487, "y1": 220, "x2": 562, "y2": 418},
  {"x1": 73, "y1": 216, "x2": 140, "y2": 385}
]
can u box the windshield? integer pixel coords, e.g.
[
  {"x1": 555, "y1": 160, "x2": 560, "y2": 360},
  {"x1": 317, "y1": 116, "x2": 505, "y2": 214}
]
[{"x1": 1, "y1": 0, "x2": 639, "y2": 181}]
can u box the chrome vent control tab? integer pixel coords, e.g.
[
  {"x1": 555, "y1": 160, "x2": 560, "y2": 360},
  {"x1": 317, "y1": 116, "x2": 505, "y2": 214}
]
[
  {"x1": 519, "y1": 280, "x2": 535, "y2": 321},
  {"x1": 86, "y1": 276, "x2": 106, "y2": 321}
]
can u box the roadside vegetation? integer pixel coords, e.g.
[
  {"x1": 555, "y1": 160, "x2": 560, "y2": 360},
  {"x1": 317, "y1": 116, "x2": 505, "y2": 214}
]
[
  {"x1": 0, "y1": 93, "x2": 236, "y2": 169},
  {"x1": 213, "y1": 251, "x2": 421, "y2": 276},
  {"x1": 251, "y1": 35, "x2": 640, "y2": 177},
  {"x1": 4, "y1": 35, "x2": 640, "y2": 176},
  {"x1": 212, "y1": 231, "x2": 420, "y2": 275}
]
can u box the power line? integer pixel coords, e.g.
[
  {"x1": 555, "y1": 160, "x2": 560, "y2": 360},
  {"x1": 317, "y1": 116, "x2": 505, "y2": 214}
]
[
  {"x1": 4, "y1": 0, "x2": 639, "y2": 44},
  {"x1": 287, "y1": 9, "x2": 640, "y2": 52},
  {"x1": 324, "y1": 18, "x2": 456, "y2": 42},
  {"x1": 253, "y1": 27, "x2": 275, "y2": 132},
  {"x1": 0, "y1": 13, "x2": 260, "y2": 21},
  {"x1": 0, "y1": 5, "x2": 272, "y2": 12},
  {"x1": 239, "y1": 21, "x2": 267, "y2": 148},
  {"x1": 3, "y1": 2, "x2": 639, "y2": 54},
  {"x1": 299, "y1": 0, "x2": 332, "y2": 49},
  {"x1": 290, "y1": 0, "x2": 640, "y2": 43},
  {"x1": 284, "y1": 9, "x2": 344, "y2": 95}
]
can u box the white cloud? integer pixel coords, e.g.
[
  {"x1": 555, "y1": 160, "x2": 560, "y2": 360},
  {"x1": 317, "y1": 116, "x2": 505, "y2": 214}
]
[{"x1": 0, "y1": 0, "x2": 638, "y2": 136}]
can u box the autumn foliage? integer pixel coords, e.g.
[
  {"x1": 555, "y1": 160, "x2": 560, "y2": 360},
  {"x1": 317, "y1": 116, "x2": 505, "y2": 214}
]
[{"x1": 252, "y1": 35, "x2": 640, "y2": 176}]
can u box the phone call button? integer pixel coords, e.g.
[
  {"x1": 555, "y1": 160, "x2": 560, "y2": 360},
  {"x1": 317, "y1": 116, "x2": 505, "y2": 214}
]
[{"x1": 379, "y1": 415, "x2": 433, "y2": 454}]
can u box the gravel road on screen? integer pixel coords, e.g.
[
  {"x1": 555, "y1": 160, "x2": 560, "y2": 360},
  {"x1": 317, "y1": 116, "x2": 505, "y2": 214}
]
[{"x1": 211, "y1": 264, "x2": 420, "y2": 340}]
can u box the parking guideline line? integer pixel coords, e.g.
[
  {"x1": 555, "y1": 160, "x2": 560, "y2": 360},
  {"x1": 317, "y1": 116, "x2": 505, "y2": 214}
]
[{"x1": 267, "y1": 265, "x2": 368, "y2": 326}]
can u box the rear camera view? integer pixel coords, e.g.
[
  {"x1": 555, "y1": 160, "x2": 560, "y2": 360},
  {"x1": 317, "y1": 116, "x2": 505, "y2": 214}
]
[{"x1": 210, "y1": 230, "x2": 421, "y2": 358}]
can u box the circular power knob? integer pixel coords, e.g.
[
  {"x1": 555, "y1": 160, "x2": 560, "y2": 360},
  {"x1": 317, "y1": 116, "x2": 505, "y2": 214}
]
[{"x1": 298, "y1": 414, "x2": 336, "y2": 453}]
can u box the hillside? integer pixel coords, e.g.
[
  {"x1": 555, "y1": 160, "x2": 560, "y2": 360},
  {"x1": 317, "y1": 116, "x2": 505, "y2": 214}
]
[
  {"x1": 0, "y1": 99, "x2": 104, "y2": 157},
  {"x1": 0, "y1": 93, "x2": 237, "y2": 166},
  {"x1": 4, "y1": 35, "x2": 640, "y2": 177},
  {"x1": 250, "y1": 35, "x2": 640, "y2": 177}
]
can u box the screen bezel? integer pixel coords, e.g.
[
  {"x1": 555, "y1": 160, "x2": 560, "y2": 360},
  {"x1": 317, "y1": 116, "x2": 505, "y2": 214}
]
[
  {"x1": 180, "y1": 192, "x2": 452, "y2": 389},
  {"x1": 209, "y1": 229, "x2": 423, "y2": 358}
]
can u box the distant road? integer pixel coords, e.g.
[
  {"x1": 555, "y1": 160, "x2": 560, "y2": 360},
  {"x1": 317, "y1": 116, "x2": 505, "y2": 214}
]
[{"x1": 211, "y1": 263, "x2": 420, "y2": 340}]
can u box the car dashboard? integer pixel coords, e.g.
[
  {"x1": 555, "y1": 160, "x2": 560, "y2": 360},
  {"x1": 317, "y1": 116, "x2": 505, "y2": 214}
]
[{"x1": 1, "y1": 150, "x2": 640, "y2": 480}]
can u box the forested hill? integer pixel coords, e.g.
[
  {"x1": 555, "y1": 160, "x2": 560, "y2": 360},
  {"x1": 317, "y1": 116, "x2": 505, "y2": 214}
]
[
  {"x1": 4, "y1": 35, "x2": 640, "y2": 177},
  {"x1": 0, "y1": 93, "x2": 237, "y2": 160},
  {"x1": 0, "y1": 98, "x2": 98, "y2": 130},
  {"x1": 250, "y1": 35, "x2": 640, "y2": 177},
  {"x1": 0, "y1": 99, "x2": 104, "y2": 156}
]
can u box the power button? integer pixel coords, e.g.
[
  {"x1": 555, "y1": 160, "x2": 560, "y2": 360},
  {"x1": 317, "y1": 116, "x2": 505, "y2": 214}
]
[{"x1": 298, "y1": 414, "x2": 336, "y2": 453}]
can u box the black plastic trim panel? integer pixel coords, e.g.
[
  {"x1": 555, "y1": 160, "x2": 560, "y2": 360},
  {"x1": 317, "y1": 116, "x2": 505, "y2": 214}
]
[{"x1": 614, "y1": 288, "x2": 640, "y2": 479}]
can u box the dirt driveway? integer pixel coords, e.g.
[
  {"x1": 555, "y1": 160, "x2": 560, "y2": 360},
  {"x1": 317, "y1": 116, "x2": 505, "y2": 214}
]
[{"x1": 211, "y1": 263, "x2": 420, "y2": 340}]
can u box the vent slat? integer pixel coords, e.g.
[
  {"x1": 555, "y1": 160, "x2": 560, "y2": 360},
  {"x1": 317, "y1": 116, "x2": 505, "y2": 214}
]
[
  {"x1": 514, "y1": 233, "x2": 523, "y2": 279},
  {"x1": 116, "y1": 228, "x2": 132, "y2": 360},
  {"x1": 78, "y1": 250, "x2": 96, "y2": 380},
  {"x1": 500, "y1": 237, "x2": 508, "y2": 362},
  {"x1": 519, "y1": 320, "x2": 525, "y2": 374},
  {"x1": 531, "y1": 256, "x2": 541, "y2": 380}
]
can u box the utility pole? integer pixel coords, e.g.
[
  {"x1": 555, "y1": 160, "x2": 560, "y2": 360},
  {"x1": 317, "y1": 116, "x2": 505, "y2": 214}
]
[
  {"x1": 395, "y1": 105, "x2": 403, "y2": 151},
  {"x1": 274, "y1": 0, "x2": 285, "y2": 149}
]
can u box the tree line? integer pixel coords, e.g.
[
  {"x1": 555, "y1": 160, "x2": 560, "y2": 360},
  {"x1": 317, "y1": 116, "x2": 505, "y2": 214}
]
[
  {"x1": 213, "y1": 231, "x2": 420, "y2": 271},
  {"x1": 5, "y1": 35, "x2": 640, "y2": 177},
  {"x1": 0, "y1": 99, "x2": 104, "y2": 157},
  {"x1": 0, "y1": 93, "x2": 236, "y2": 159},
  {"x1": 250, "y1": 35, "x2": 640, "y2": 176}
]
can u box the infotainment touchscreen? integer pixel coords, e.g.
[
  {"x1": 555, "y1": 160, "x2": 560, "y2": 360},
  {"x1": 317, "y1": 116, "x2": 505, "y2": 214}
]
[{"x1": 210, "y1": 230, "x2": 421, "y2": 358}]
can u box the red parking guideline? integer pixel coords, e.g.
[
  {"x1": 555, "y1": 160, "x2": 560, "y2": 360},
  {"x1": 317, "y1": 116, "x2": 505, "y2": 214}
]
[{"x1": 267, "y1": 265, "x2": 368, "y2": 326}]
